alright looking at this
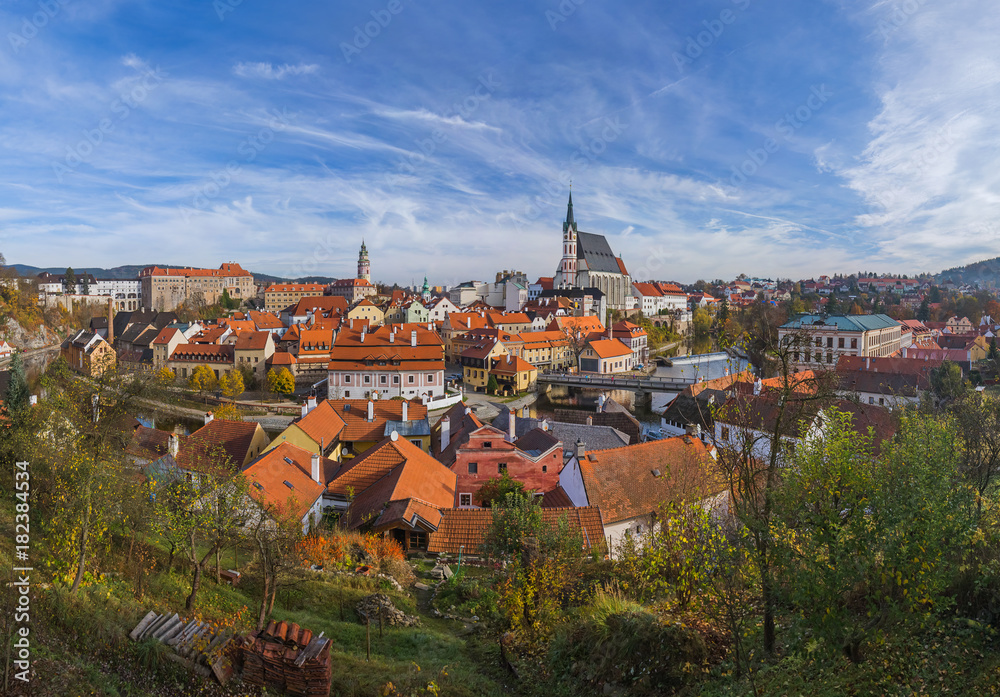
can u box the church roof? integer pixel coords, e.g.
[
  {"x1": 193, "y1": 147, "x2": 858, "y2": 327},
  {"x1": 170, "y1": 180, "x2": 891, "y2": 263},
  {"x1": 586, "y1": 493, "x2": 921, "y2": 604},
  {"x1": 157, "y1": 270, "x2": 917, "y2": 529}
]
[{"x1": 577, "y1": 231, "x2": 625, "y2": 274}]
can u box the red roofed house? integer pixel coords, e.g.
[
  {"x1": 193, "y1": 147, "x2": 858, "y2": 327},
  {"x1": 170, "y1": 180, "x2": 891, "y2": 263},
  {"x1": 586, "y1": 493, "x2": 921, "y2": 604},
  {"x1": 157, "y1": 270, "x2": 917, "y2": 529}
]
[
  {"x1": 264, "y1": 284, "x2": 327, "y2": 312},
  {"x1": 327, "y1": 323, "x2": 445, "y2": 401},
  {"x1": 335, "y1": 434, "x2": 458, "y2": 551},
  {"x1": 559, "y1": 435, "x2": 723, "y2": 551},
  {"x1": 166, "y1": 343, "x2": 235, "y2": 380},
  {"x1": 579, "y1": 338, "x2": 634, "y2": 374},
  {"x1": 427, "y1": 506, "x2": 606, "y2": 556},
  {"x1": 611, "y1": 320, "x2": 648, "y2": 364},
  {"x1": 329, "y1": 277, "x2": 377, "y2": 304},
  {"x1": 151, "y1": 326, "x2": 187, "y2": 370},
  {"x1": 234, "y1": 331, "x2": 275, "y2": 379},
  {"x1": 243, "y1": 442, "x2": 332, "y2": 533},
  {"x1": 490, "y1": 353, "x2": 538, "y2": 394}
]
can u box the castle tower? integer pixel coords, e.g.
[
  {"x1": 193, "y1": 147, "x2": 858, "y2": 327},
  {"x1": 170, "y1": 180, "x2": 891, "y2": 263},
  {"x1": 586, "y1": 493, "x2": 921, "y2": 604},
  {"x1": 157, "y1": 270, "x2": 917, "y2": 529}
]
[
  {"x1": 559, "y1": 192, "x2": 578, "y2": 286},
  {"x1": 421, "y1": 276, "x2": 431, "y2": 302},
  {"x1": 357, "y1": 240, "x2": 371, "y2": 282}
]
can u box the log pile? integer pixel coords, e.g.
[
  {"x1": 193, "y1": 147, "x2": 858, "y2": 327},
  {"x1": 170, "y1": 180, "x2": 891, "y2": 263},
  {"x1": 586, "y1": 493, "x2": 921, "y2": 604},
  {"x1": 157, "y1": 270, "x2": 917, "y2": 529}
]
[
  {"x1": 129, "y1": 611, "x2": 235, "y2": 684},
  {"x1": 238, "y1": 621, "x2": 331, "y2": 697}
]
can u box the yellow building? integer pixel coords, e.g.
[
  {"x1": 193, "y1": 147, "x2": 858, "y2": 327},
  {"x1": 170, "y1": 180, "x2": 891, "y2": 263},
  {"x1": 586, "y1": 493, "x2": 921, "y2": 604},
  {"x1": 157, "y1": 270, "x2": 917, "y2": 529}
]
[
  {"x1": 264, "y1": 283, "x2": 327, "y2": 312},
  {"x1": 61, "y1": 330, "x2": 116, "y2": 377},
  {"x1": 490, "y1": 354, "x2": 538, "y2": 395},
  {"x1": 264, "y1": 399, "x2": 347, "y2": 460},
  {"x1": 346, "y1": 299, "x2": 385, "y2": 327},
  {"x1": 460, "y1": 338, "x2": 509, "y2": 391}
]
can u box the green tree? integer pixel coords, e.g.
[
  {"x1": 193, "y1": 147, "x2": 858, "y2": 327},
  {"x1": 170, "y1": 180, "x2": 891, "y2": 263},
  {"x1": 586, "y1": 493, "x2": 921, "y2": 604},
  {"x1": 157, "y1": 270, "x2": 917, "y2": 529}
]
[
  {"x1": 266, "y1": 367, "x2": 295, "y2": 396},
  {"x1": 486, "y1": 373, "x2": 499, "y2": 395},
  {"x1": 481, "y1": 491, "x2": 543, "y2": 562},
  {"x1": 692, "y1": 307, "x2": 712, "y2": 339},
  {"x1": 188, "y1": 364, "x2": 218, "y2": 402},
  {"x1": 990, "y1": 337, "x2": 998, "y2": 361},
  {"x1": 930, "y1": 360, "x2": 967, "y2": 405},
  {"x1": 219, "y1": 369, "x2": 245, "y2": 402},
  {"x1": 4, "y1": 350, "x2": 30, "y2": 416},
  {"x1": 917, "y1": 296, "x2": 931, "y2": 321},
  {"x1": 476, "y1": 470, "x2": 528, "y2": 507},
  {"x1": 775, "y1": 410, "x2": 971, "y2": 662},
  {"x1": 63, "y1": 267, "x2": 76, "y2": 293},
  {"x1": 79, "y1": 274, "x2": 90, "y2": 295}
]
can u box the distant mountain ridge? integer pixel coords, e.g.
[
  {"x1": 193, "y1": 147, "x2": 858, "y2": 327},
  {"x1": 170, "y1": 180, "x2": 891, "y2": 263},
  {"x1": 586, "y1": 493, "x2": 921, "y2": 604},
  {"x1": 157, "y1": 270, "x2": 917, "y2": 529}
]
[
  {"x1": 9, "y1": 263, "x2": 335, "y2": 285},
  {"x1": 935, "y1": 257, "x2": 1000, "y2": 287}
]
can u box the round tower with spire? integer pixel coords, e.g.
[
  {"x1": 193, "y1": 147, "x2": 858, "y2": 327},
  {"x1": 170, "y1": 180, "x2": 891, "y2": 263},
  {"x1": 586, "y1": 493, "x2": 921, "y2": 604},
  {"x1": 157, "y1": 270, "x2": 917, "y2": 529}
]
[
  {"x1": 357, "y1": 240, "x2": 371, "y2": 282},
  {"x1": 421, "y1": 276, "x2": 431, "y2": 302}
]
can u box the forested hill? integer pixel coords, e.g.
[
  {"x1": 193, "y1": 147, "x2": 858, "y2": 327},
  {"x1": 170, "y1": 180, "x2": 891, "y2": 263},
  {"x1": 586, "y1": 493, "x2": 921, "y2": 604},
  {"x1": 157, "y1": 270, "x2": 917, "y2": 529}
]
[
  {"x1": 10, "y1": 264, "x2": 334, "y2": 285},
  {"x1": 936, "y1": 256, "x2": 1000, "y2": 287}
]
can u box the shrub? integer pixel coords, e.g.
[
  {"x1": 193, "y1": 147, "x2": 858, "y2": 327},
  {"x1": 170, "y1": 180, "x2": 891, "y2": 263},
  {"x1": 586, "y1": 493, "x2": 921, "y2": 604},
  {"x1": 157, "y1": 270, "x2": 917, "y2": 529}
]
[{"x1": 549, "y1": 590, "x2": 708, "y2": 695}]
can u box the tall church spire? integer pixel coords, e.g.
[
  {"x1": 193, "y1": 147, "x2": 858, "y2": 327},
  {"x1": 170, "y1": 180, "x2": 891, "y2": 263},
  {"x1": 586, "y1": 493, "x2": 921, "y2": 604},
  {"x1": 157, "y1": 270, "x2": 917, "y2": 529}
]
[{"x1": 565, "y1": 190, "x2": 575, "y2": 228}]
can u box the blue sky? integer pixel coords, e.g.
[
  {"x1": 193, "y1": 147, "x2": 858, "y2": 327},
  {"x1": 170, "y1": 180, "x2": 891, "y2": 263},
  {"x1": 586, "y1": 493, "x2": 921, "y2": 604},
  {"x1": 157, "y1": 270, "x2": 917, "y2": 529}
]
[{"x1": 1, "y1": 0, "x2": 998, "y2": 286}]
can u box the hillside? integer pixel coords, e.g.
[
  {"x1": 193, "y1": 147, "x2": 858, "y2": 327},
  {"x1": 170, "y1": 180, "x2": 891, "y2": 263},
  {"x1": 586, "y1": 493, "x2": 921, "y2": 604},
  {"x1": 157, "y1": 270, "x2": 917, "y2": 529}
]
[
  {"x1": 10, "y1": 264, "x2": 335, "y2": 285},
  {"x1": 936, "y1": 256, "x2": 1000, "y2": 287}
]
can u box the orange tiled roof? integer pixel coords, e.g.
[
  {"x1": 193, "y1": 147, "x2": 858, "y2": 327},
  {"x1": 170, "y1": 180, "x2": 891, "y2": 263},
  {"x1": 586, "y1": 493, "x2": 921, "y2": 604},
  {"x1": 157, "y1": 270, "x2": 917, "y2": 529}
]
[
  {"x1": 587, "y1": 339, "x2": 632, "y2": 359},
  {"x1": 248, "y1": 311, "x2": 284, "y2": 330},
  {"x1": 426, "y1": 506, "x2": 606, "y2": 555},
  {"x1": 290, "y1": 296, "x2": 348, "y2": 317},
  {"x1": 244, "y1": 442, "x2": 326, "y2": 522},
  {"x1": 179, "y1": 419, "x2": 266, "y2": 472},
  {"x1": 234, "y1": 331, "x2": 272, "y2": 351},
  {"x1": 343, "y1": 437, "x2": 457, "y2": 529},
  {"x1": 169, "y1": 344, "x2": 234, "y2": 363},
  {"x1": 326, "y1": 399, "x2": 428, "y2": 444},
  {"x1": 151, "y1": 327, "x2": 181, "y2": 345},
  {"x1": 577, "y1": 436, "x2": 722, "y2": 525},
  {"x1": 490, "y1": 354, "x2": 537, "y2": 375},
  {"x1": 266, "y1": 283, "x2": 326, "y2": 293},
  {"x1": 293, "y1": 400, "x2": 347, "y2": 444}
]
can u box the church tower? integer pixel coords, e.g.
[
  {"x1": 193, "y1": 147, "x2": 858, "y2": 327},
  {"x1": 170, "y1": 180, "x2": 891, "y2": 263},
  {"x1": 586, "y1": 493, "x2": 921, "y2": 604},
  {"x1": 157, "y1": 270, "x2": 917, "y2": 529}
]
[
  {"x1": 357, "y1": 240, "x2": 371, "y2": 282},
  {"x1": 558, "y1": 192, "x2": 578, "y2": 286}
]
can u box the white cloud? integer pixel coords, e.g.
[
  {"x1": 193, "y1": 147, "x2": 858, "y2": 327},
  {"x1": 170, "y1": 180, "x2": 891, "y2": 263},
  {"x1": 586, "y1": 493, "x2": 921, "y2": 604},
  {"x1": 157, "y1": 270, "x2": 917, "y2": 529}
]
[
  {"x1": 232, "y1": 62, "x2": 319, "y2": 80},
  {"x1": 836, "y1": 0, "x2": 1000, "y2": 269}
]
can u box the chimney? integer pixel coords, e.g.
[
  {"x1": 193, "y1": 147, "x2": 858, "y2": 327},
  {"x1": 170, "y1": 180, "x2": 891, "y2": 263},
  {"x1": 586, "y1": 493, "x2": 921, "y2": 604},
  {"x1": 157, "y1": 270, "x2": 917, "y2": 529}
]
[
  {"x1": 350, "y1": 318, "x2": 354, "y2": 329},
  {"x1": 367, "y1": 400, "x2": 374, "y2": 422},
  {"x1": 168, "y1": 434, "x2": 179, "y2": 458},
  {"x1": 411, "y1": 330, "x2": 417, "y2": 347},
  {"x1": 541, "y1": 419, "x2": 548, "y2": 431},
  {"x1": 586, "y1": 416, "x2": 593, "y2": 426},
  {"x1": 204, "y1": 411, "x2": 214, "y2": 425},
  {"x1": 360, "y1": 328, "x2": 365, "y2": 343},
  {"x1": 440, "y1": 415, "x2": 451, "y2": 451},
  {"x1": 311, "y1": 453, "x2": 321, "y2": 484},
  {"x1": 390, "y1": 331, "x2": 395, "y2": 343},
  {"x1": 521, "y1": 406, "x2": 529, "y2": 418},
  {"x1": 401, "y1": 400, "x2": 408, "y2": 421},
  {"x1": 508, "y1": 409, "x2": 516, "y2": 442},
  {"x1": 307, "y1": 395, "x2": 317, "y2": 413},
  {"x1": 575, "y1": 440, "x2": 586, "y2": 460},
  {"x1": 107, "y1": 297, "x2": 115, "y2": 345},
  {"x1": 865, "y1": 356, "x2": 870, "y2": 370}
]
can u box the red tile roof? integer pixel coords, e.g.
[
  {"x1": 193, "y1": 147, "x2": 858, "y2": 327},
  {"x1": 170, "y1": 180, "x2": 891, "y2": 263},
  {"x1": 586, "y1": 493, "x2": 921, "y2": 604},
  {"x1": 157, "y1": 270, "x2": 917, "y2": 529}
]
[
  {"x1": 343, "y1": 436, "x2": 457, "y2": 529},
  {"x1": 234, "y1": 331, "x2": 272, "y2": 351},
  {"x1": 577, "y1": 436, "x2": 722, "y2": 524},
  {"x1": 244, "y1": 442, "x2": 326, "y2": 522},
  {"x1": 326, "y1": 399, "x2": 427, "y2": 444},
  {"x1": 490, "y1": 354, "x2": 537, "y2": 375},
  {"x1": 179, "y1": 419, "x2": 266, "y2": 472},
  {"x1": 587, "y1": 339, "x2": 632, "y2": 359},
  {"x1": 427, "y1": 506, "x2": 606, "y2": 555},
  {"x1": 293, "y1": 400, "x2": 346, "y2": 444}
]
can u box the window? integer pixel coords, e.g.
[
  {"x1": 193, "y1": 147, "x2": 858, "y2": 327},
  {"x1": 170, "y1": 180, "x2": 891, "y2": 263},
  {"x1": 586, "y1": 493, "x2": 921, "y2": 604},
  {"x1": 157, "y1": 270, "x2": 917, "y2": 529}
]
[
  {"x1": 542, "y1": 465, "x2": 547, "y2": 472},
  {"x1": 427, "y1": 374, "x2": 434, "y2": 382},
  {"x1": 498, "y1": 463, "x2": 507, "y2": 473},
  {"x1": 815, "y1": 337, "x2": 822, "y2": 347},
  {"x1": 408, "y1": 375, "x2": 415, "y2": 384},
  {"x1": 827, "y1": 353, "x2": 833, "y2": 364},
  {"x1": 345, "y1": 375, "x2": 351, "y2": 383},
  {"x1": 468, "y1": 462, "x2": 478, "y2": 474},
  {"x1": 393, "y1": 375, "x2": 399, "y2": 384},
  {"x1": 380, "y1": 375, "x2": 387, "y2": 384},
  {"x1": 838, "y1": 337, "x2": 845, "y2": 348},
  {"x1": 459, "y1": 493, "x2": 472, "y2": 506},
  {"x1": 827, "y1": 337, "x2": 833, "y2": 348},
  {"x1": 851, "y1": 338, "x2": 858, "y2": 349},
  {"x1": 483, "y1": 441, "x2": 492, "y2": 448},
  {"x1": 363, "y1": 375, "x2": 371, "y2": 384},
  {"x1": 805, "y1": 351, "x2": 812, "y2": 363},
  {"x1": 409, "y1": 530, "x2": 427, "y2": 549}
]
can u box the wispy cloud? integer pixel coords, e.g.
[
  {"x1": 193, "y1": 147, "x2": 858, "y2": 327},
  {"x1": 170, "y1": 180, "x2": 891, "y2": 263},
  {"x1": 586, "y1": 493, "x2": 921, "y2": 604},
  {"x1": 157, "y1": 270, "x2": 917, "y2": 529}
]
[{"x1": 233, "y1": 62, "x2": 320, "y2": 80}]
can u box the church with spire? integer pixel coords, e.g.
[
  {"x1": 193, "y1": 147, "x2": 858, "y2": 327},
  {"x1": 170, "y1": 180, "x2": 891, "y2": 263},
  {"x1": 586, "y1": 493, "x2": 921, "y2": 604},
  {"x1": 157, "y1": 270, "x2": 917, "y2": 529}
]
[{"x1": 551, "y1": 192, "x2": 632, "y2": 311}]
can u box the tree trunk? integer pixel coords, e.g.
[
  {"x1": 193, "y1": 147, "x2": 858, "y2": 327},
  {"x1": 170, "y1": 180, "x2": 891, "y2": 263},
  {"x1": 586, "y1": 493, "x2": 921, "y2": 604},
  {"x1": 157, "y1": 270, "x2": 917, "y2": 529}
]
[
  {"x1": 256, "y1": 569, "x2": 270, "y2": 631},
  {"x1": 216, "y1": 546, "x2": 221, "y2": 584},
  {"x1": 267, "y1": 576, "x2": 277, "y2": 614},
  {"x1": 69, "y1": 488, "x2": 93, "y2": 593},
  {"x1": 186, "y1": 562, "x2": 202, "y2": 613}
]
